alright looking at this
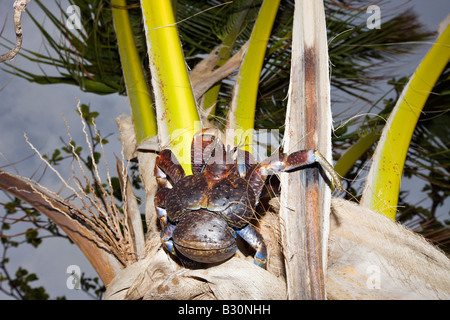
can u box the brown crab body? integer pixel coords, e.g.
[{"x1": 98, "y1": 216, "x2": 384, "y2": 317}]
[
  {"x1": 172, "y1": 209, "x2": 237, "y2": 263},
  {"x1": 166, "y1": 172, "x2": 256, "y2": 229},
  {"x1": 154, "y1": 129, "x2": 342, "y2": 268}
]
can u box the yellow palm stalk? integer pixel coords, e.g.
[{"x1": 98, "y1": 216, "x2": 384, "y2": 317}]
[
  {"x1": 202, "y1": 0, "x2": 255, "y2": 115},
  {"x1": 140, "y1": 0, "x2": 201, "y2": 174},
  {"x1": 226, "y1": 0, "x2": 281, "y2": 152},
  {"x1": 334, "y1": 128, "x2": 381, "y2": 177},
  {"x1": 111, "y1": 0, "x2": 157, "y2": 145},
  {"x1": 360, "y1": 20, "x2": 450, "y2": 220}
]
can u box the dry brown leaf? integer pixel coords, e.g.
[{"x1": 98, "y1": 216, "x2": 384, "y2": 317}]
[
  {"x1": 105, "y1": 198, "x2": 450, "y2": 300},
  {"x1": 190, "y1": 43, "x2": 248, "y2": 101},
  {"x1": 105, "y1": 249, "x2": 287, "y2": 300},
  {"x1": 327, "y1": 197, "x2": 450, "y2": 300}
]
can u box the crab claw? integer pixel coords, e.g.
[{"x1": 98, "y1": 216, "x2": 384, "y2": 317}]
[
  {"x1": 308, "y1": 150, "x2": 343, "y2": 192},
  {"x1": 279, "y1": 149, "x2": 343, "y2": 192},
  {"x1": 155, "y1": 149, "x2": 185, "y2": 188},
  {"x1": 247, "y1": 149, "x2": 343, "y2": 200}
]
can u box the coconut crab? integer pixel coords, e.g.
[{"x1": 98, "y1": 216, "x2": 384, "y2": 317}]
[{"x1": 154, "y1": 129, "x2": 342, "y2": 269}]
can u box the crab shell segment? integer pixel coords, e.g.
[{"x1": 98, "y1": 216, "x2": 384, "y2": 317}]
[{"x1": 172, "y1": 209, "x2": 238, "y2": 263}]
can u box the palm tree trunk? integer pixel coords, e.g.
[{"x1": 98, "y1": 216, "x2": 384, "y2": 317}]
[{"x1": 279, "y1": 0, "x2": 332, "y2": 300}]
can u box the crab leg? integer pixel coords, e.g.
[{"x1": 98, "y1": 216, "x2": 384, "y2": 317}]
[
  {"x1": 155, "y1": 149, "x2": 185, "y2": 188},
  {"x1": 154, "y1": 187, "x2": 177, "y2": 254},
  {"x1": 235, "y1": 224, "x2": 267, "y2": 269},
  {"x1": 160, "y1": 221, "x2": 177, "y2": 254},
  {"x1": 247, "y1": 149, "x2": 343, "y2": 200}
]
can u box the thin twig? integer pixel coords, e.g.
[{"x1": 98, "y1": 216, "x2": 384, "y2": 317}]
[{"x1": 0, "y1": 0, "x2": 31, "y2": 63}]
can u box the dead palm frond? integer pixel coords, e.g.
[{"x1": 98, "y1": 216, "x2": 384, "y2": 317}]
[{"x1": 0, "y1": 101, "x2": 144, "y2": 286}]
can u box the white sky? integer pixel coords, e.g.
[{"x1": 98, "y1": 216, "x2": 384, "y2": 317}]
[{"x1": 0, "y1": 0, "x2": 449, "y2": 299}]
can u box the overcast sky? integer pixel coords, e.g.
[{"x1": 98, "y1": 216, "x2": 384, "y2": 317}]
[{"x1": 0, "y1": 0, "x2": 449, "y2": 299}]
